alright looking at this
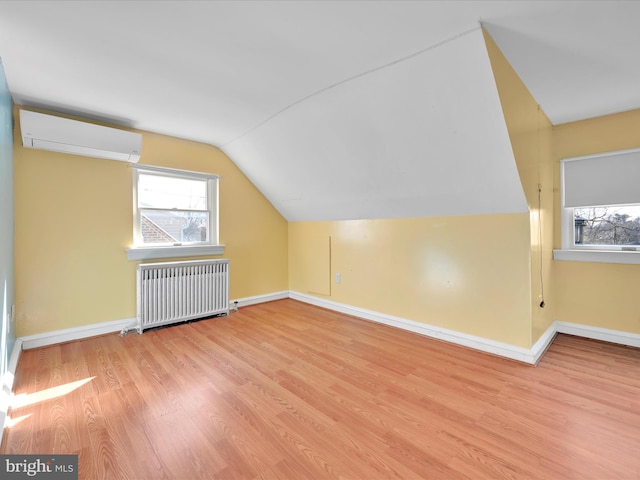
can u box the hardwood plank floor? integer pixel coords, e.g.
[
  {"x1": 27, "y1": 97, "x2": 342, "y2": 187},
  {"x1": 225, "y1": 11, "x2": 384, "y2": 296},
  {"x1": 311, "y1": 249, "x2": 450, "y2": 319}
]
[{"x1": 2, "y1": 299, "x2": 639, "y2": 479}]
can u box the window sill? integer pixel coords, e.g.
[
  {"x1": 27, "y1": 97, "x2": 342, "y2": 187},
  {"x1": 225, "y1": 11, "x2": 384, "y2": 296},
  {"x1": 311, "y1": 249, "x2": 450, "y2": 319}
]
[
  {"x1": 553, "y1": 249, "x2": 640, "y2": 265},
  {"x1": 127, "y1": 244, "x2": 225, "y2": 261}
]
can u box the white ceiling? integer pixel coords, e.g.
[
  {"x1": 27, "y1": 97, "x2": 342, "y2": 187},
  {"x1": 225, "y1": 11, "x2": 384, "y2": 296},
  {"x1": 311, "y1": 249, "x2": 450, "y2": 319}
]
[{"x1": 1, "y1": 1, "x2": 638, "y2": 221}]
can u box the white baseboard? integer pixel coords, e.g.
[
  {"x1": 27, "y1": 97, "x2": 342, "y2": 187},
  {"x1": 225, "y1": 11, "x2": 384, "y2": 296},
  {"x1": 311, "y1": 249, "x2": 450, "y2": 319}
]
[
  {"x1": 290, "y1": 291, "x2": 640, "y2": 364},
  {"x1": 289, "y1": 291, "x2": 542, "y2": 364},
  {"x1": 7, "y1": 338, "x2": 22, "y2": 384},
  {"x1": 1, "y1": 338, "x2": 24, "y2": 445},
  {"x1": 555, "y1": 321, "x2": 640, "y2": 348},
  {"x1": 232, "y1": 291, "x2": 289, "y2": 308},
  {"x1": 530, "y1": 322, "x2": 558, "y2": 364},
  {"x1": 20, "y1": 317, "x2": 135, "y2": 350},
  {"x1": 11, "y1": 292, "x2": 640, "y2": 365},
  {"x1": 17, "y1": 291, "x2": 291, "y2": 350}
]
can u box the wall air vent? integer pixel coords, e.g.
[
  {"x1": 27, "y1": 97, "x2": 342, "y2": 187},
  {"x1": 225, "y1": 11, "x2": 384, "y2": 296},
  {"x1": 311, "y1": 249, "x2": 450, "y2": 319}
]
[{"x1": 19, "y1": 109, "x2": 142, "y2": 163}]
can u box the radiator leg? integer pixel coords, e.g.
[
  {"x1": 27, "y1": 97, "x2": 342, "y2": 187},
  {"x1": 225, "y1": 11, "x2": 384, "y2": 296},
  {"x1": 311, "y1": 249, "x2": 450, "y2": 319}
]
[{"x1": 119, "y1": 322, "x2": 140, "y2": 336}]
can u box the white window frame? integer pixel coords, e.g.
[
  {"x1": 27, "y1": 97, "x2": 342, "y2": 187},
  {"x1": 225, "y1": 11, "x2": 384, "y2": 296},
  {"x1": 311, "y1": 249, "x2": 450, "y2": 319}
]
[
  {"x1": 554, "y1": 149, "x2": 640, "y2": 265},
  {"x1": 127, "y1": 164, "x2": 224, "y2": 261}
]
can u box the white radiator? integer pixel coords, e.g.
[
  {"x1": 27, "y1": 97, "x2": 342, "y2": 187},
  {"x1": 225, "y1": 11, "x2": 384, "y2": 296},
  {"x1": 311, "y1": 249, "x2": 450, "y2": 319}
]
[{"x1": 134, "y1": 258, "x2": 229, "y2": 333}]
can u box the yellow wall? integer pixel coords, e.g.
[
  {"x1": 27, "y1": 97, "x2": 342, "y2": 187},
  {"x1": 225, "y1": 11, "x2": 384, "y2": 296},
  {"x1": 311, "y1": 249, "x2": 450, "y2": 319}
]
[
  {"x1": 486, "y1": 31, "x2": 640, "y2": 337},
  {"x1": 287, "y1": 30, "x2": 567, "y2": 350},
  {"x1": 14, "y1": 37, "x2": 640, "y2": 346},
  {"x1": 483, "y1": 31, "x2": 556, "y2": 343},
  {"x1": 14, "y1": 107, "x2": 288, "y2": 336},
  {"x1": 552, "y1": 111, "x2": 640, "y2": 333},
  {"x1": 286, "y1": 30, "x2": 552, "y2": 350},
  {"x1": 289, "y1": 214, "x2": 533, "y2": 347}
]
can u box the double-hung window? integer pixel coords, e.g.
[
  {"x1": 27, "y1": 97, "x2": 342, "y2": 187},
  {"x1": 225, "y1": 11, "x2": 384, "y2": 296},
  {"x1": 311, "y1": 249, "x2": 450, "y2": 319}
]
[
  {"x1": 555, "y1": 148, "x2": 640, "y2": 264},
  {"x1": 127, "y1": 165, "x2": 223, "y2": 260}
]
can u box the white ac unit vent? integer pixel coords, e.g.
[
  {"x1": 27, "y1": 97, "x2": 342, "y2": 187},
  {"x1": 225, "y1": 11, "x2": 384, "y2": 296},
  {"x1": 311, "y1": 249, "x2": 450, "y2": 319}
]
[{"x1": 19, "y1": 110, "x2": 142, "y2": 163}]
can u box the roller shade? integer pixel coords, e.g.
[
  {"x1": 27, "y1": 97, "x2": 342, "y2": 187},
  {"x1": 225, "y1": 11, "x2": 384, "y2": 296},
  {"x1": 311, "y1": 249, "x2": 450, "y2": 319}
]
[{"x1": 562, "y1": 148, "x2": 640, "y2": 208}]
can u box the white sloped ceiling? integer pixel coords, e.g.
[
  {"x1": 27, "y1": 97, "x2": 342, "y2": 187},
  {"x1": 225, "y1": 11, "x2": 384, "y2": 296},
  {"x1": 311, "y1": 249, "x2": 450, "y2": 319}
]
[
  {"x1": 1, "y1": 1, "x2": 638, "y2": 222},
  {"x1": 483, "y1": 2, "x2": 640, "y2": 125},
  {"x1": 224, "y1": 27, "x2": 527, "y2": 221}
]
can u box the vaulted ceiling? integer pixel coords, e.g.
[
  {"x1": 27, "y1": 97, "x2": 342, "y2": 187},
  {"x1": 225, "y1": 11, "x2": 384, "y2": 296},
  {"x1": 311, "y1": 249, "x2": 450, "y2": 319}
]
[{"x1": 1, "y1": 1, "x2": 638, "y2": 221}]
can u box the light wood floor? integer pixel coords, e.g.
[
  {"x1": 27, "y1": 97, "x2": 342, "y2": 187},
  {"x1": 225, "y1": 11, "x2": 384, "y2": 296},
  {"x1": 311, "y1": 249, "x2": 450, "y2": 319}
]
[{"x1": 2, "y1": 299, "x2": 639, "y2": 479}]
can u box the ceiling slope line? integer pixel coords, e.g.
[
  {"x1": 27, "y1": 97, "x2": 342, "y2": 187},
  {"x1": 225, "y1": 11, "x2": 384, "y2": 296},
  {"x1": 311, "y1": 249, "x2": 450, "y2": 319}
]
[{"x1": 222, "y1": 24, "x2": 482, "y2": 148}]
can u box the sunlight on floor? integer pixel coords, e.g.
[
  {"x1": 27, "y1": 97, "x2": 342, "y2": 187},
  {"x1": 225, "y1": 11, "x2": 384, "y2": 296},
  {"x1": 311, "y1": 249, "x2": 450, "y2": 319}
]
[
  {"x1": 6, "y1": 413, "x2": 30, "y2": 427},
  {"x1": 10, "y1": 377, "x2": 95, "y2": 409}
]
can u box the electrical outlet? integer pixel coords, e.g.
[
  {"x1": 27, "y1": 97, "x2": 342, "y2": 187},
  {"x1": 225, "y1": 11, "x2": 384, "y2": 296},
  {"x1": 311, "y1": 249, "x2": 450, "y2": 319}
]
[{"x1": 335, "y1": 273, "x2": 341, "y2": 284}]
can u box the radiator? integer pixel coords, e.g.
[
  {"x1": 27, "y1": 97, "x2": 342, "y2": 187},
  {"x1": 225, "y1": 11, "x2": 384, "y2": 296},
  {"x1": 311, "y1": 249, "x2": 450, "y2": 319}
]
[{"x1": 134, "y1": 258, "x2": 229, "y2": 333}]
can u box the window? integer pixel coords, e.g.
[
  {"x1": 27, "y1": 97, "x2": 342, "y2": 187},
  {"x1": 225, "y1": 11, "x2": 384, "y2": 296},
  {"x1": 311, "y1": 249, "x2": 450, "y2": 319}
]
[
  {"x1": 555, "y1": 148, "x2": 640, "y2": 264},
  {"x1": 127, "y1": 165, "x2": 223, "y2": 260},
  {"x1": 572, "y1": 206, "x2": 640, "y2": 247}
]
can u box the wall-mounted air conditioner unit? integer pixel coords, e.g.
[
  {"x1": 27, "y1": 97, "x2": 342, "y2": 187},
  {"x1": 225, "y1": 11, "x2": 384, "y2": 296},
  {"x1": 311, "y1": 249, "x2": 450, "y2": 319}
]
[{"x1": 19, "y1": 109, "x2": 142, "y2": 163}]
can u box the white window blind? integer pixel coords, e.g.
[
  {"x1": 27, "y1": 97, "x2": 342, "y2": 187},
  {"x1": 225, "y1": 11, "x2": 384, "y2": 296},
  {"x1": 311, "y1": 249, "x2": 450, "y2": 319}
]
[{"x1": 562, "y1": 148, "x2": 640, "y2": 208}]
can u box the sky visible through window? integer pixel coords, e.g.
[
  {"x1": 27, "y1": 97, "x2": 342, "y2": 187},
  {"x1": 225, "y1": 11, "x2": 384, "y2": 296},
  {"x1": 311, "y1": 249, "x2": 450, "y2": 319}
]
[
  {"x1": 138, "y1": 174, "x2": 207, "y2": 210},
  {"x1": 138, "y1": 173, "x2": 209, "y2": 244}
]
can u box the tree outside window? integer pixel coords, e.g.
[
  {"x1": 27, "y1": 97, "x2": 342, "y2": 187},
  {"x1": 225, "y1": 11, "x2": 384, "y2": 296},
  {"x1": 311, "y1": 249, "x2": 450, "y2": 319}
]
[{"x1": 574, "y1": 206, "x2": 640, "y2": 246}]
